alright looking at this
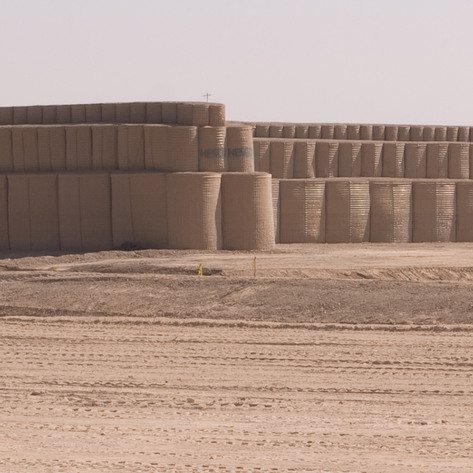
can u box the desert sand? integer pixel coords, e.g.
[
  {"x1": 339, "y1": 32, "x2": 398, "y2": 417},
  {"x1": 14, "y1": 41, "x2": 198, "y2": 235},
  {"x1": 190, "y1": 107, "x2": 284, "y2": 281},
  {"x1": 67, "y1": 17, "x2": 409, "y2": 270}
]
[{"x1": 1, "y1": 243, "x2": 473, "y2": 472}]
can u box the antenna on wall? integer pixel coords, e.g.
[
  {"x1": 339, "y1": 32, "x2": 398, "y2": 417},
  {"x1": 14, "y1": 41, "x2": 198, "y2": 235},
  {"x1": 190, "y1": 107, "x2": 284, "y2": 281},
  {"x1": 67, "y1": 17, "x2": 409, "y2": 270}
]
[{"x1": 202, "y1": 92, "x2": 213, "y2": 103}]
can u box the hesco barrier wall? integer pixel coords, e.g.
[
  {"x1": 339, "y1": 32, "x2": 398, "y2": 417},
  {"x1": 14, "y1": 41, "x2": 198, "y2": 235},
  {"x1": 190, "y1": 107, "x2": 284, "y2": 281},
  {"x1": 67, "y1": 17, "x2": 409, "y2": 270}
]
[
  {"x1": 4, "y1": 100, "x2": 473, "y2": 252},
  {"x1": 253, "y1": 138, "x2": 473, "y2": 179},
  {"x1": 250, "y1": 121, "x2": 473, "y2": 142},
  {"x1": 0, "y1": 102, "x2": 226, "y2": 127}
]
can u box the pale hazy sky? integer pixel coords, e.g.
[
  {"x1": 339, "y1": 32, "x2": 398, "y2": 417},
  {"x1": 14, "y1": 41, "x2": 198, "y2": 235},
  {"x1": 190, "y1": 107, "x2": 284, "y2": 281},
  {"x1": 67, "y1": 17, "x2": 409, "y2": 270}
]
[{"x1": 1, "y1": 0, "x2": 473, "y2": 125}]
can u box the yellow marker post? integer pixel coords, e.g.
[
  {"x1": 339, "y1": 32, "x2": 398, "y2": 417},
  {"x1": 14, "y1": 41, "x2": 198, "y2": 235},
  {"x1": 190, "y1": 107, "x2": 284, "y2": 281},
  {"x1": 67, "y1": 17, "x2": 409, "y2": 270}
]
[
  {"x1": 253, "y1": 256, "x2": 257, "y2": 278},
  {"x1": 198, "y1": 263, "x2": 203, "y2": 276}
]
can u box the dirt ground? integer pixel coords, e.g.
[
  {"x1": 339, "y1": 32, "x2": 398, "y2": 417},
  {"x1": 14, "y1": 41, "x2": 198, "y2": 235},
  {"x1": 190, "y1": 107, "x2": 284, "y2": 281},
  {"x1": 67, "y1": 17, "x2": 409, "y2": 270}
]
[{"x1": 1, "y1": 243, "x2": 473, "y2": 472}]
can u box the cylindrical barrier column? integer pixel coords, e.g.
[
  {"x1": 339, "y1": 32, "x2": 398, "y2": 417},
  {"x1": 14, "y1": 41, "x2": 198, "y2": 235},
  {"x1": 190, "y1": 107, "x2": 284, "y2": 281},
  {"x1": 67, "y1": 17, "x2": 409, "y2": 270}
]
[
  {"x1": 143, "y1": 125, "x2": 168, "y2": 171},
  {"x1": 0, "y1": 127, "x2": 13, "y2": 172},
  {"x1": 426, "y1": 143, "x2": 448, "y2": 178},
  {"x1": 293, "y1": 141, "x2": 316, "y2": 178},
  {"x1": 435, "y1": 126, "x2": 447, "y2": 141},
  {"x1": 255, "y1": 124, "x2": 270, "y2": 138},
  {"x1": 447, "y1": 126, "x2": 459, "y2": 142},
  {"x1": 166, "y1": 172, "x2": 222, "y2": 250},
  {"x1": 269, "y1": 124, "x2": 283, "y2": 138},
  {"x1": 209, "y1": 103, "x2": 225, "y2": 127},
  {"x1": 361, "y1": 142, "x2": 382, "y2": 177},
  {"x1": 226, "y1": 125, "x2": 254, "y2": 172},
  {"x1": 295, "y1": 124, "x2": 309, "y2": 138},
  {"x1": 404, "y1": 143, "x2": 427, "y2": 178},
  {"x1": 382, "y1": 142, "x2": 405, "y2": 177},
  {"x1": 198, "y1": 126, "x2": 226, "y2": 172},
  {"x1": 167, "y1": 126, "x2": 199, "y2": 172},
  {"x1": 315, "y1": 141, "x2": 338, "y2": 177},
  {"x1": 321, "y1": 124, "x2": 334, "y2": 139},
  {"x1": 117, "y1": 125, "x2": 145, "y2": 171},
  {"x1": 370, "y1": 180, "x2": 412, "y2": 242},
  {"x1": 448, "y1": 143, "x2": 469, "y2": 179},
  {"x1": 253, "y1": 140, "x2": 270, "y2": 173},
  {"x1": 412, "y1": 180, "x2": 456, "y2": 242},
  {"x1": 280, "y1": 179, "x2": 326, "y2": 243},
  {"x1": 325, "y1": 179, "x2": 370, "y2": 243},
  {"x1": 221, "y1": 172, "x2": 274, "y2": 250},
  {"x1": 397, "y1": 125, "x2": 410, "y2": 141},
  {"x1": 385, "y1": 125, "x2": 398, "y2": 141},
  {"x1": 308, "y1": 125, "x2": 322, "y2": 139},
  {"x1": 347, "y1": 124, "x2": 360, "y2": 140},
  {"x1": 282, "y1": 124, "x2": 296, "y2": 138},
  {"x1": 409, "y1": 125, "x2": 424, "y2": 141},
  {"x1": 272, "y1": 179, "x2": 280, "y2": 243},
  {"x1": 111, "y1": 173, "x2": 168, "y2": 249},
  {"x1": 92, "y1": 125, "x2": 118, "y2": 171},
  {"x1": 456, "y1": 181, "x2": 473, "y2": 241},
  {"x1": 360, "y1": 124, "x2": 373, "y2": 140},
  {"x1": 334, "y1": 124, "x2": 347, "y2": 140},
  {"x1": 270, "y1": 141, "x2": 294, "y2": 178},
  {"x1": 372, "y1": 125, "x2": 385, "y2": 141},
  {"x1": 423, "y1": 126, "x2": 435, "y2": 141},
  {"x1": 338, "y1": 141, "x2": 362, "y2": 177},
  {"x1": 458, "y1": 127, "x2": 470, "y2": 142}
]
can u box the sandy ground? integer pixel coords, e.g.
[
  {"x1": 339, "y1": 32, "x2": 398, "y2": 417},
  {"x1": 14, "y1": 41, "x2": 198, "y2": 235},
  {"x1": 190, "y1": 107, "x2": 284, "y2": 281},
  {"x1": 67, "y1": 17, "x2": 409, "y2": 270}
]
[{"x1": 1, "y1": 243, "x2": 473, "y2": 472}]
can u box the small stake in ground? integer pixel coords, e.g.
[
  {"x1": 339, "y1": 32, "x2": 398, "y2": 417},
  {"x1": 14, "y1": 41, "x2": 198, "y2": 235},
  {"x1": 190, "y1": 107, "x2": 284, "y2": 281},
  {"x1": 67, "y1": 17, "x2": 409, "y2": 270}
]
[{"x1": 198, "y1": 263, "x2": 203, "y2": 276}]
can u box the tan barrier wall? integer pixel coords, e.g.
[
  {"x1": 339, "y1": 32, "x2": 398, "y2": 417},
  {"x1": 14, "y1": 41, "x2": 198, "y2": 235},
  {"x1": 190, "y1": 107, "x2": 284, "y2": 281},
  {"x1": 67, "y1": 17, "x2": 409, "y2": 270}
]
[
  {"x1": 370, "y1": 180, "x2": 412, "y2": 243},
  {"x1": 167, "y1": 126, "x2": 199, "y2": 172},
  {"x1": 338, "y1": 141, "x2": 361, "y2": 177},
  {"x1": 166, "y1": 172, "x2": 222, "y2": 250},
  {"x1": 0, "y1": 176, "x2": 7, "y2": 249},
  {"x1": 280, "y1": 179, "x2": 325, "y2": 243},
  {"x1": 321, "y1": 124, "x2": 335, "y2": 140},
  {"x1": 270, "y1": 141, "x2": 294, "y2": 178},
  {"x1": 253, "y1": 140, "x2": 271, "y2": 173},
  {"x1": 111, "y1": 173, "x2": 167, "y2": 249},
  {"x1": 426, "y1": 143, "x2": 448, "y2": 178},
  {"x1": 198, "y1": 126, "x2": 227, "y2": 172},
  {"x1": 293, "y1": 141, "x2": 315, "y2": 178},
  {"x1": 412, "y1": 181, "x2": 456, "y2": 242},
  {"x1": 226, "y1": 125, "x2": 254, "y2": 172},
  {"x1": 325, "y1": 179, "x2": 370, "y2": 243},
  {"x1": 382, "y1": 142, "x2": 405, "y2": 178},
  {"x1": 456, "y1": 181, "x2": 473, "y2": 241},
  {"x1": 398, "y1": 125, "x2": 410, "y2": 141},
  {"x1": 271, "y1": 179, "x2": 280, "y2": 243},
  {"x1": 410, "y1": 125, "x2": 423, "y2": 141},
  {"x1": 458, "y1": 127, "x2": 470, "y2": 142},
  {"x1": 221, "y1": 172, "x2": 274, "y2": 250},
  {"x1": 315, "y1": 141, "x2": 338, "y2": 177},
  {"x1": 58, "y1": 174, "x2": 112, "y2": 251},
  {"x1": 372, "y1": 125, "x2": 385, "y2": 141},
  {"x1": 8, "y1": 174, "x2": 59, "y2": 250},
  {"x1": 255, "y1": 124, "x2": 270, "y2": 138},
  {"x1": 0, "y1": 102, "x2": 225, "y2": 127}
]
